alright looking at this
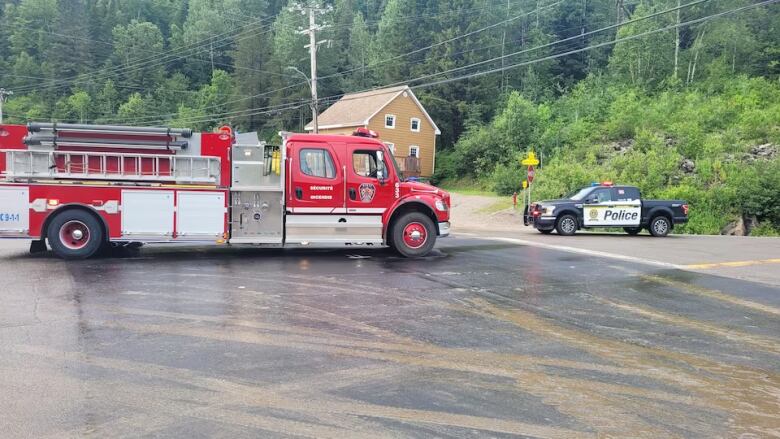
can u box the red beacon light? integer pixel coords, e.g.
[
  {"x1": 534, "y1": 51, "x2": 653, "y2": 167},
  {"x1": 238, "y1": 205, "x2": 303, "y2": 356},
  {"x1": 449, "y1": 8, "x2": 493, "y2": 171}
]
[
  {"x1": 217, "y1": 125, "x2": 233, "y2": 141},
  {"x1": 353, "y1": 127, "x2": 379, "y2": 138},
  {"x1": 601, "y1": 181, "x2": 614, "y2": 187}
]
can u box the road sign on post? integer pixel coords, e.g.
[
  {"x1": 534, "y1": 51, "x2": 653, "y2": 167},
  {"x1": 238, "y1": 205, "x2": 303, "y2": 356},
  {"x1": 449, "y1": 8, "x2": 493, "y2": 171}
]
[
  {"x1": 521, "y1": 151, "x2": 540, "y2": 167},
  {"x1": 527, "y1": 166, "x2": 535, "y2": 183}
]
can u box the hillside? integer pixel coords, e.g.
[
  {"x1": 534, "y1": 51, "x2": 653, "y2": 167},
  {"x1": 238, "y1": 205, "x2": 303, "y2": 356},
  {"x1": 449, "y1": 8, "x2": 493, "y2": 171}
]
[{"x1": 436, "y1": 76, "x2": 780, "y2": 235}]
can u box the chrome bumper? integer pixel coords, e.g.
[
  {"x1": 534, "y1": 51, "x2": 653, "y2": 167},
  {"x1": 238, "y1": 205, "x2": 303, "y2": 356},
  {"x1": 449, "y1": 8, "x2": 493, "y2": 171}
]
[{"x1": 438, "y1": 221, "x2": 451, "y2": 237}]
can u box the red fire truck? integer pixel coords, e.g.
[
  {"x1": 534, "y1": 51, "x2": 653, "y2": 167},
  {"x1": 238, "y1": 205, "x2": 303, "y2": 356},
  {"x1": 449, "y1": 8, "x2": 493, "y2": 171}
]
[{"x1": 0, "y1": 122, "x2": 450, "y2": 259}]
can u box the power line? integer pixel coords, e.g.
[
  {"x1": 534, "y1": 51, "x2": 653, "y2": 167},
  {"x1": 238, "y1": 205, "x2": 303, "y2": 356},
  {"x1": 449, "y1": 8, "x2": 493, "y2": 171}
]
[
  {"x1": 110, "y1": 0, "x2": 705, "y2": 126},
  {"x1": 10, "y1": 14, "x2": 281, "y2": 93},
  {"x1": 153, "y1": 0, "x2": 776, "y2": 127},
  {"x1": 380, "y1": 0, "x2": 717, "y2": 89},
  {"x1": 7, "y1": 0, "x2": 532, "y2": 94},
  {"x1": 412, "y1": 0, "x2": 778, "y2": 90},
  {"x1": 100, "y1": 0, "x2": 567, "y2": 125}
]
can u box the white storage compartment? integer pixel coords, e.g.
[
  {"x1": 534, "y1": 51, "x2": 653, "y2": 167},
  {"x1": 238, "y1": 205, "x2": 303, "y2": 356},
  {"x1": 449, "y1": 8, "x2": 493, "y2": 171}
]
[
  {"x1": 121, "y1": 190, "x2": 174, "y2": 237},
  {"x1": 176, "y1": 191, "x2": 226, "y2": 238},
  {"x1": 0, "y1": 187, "x2": 29, "y2": 235}
]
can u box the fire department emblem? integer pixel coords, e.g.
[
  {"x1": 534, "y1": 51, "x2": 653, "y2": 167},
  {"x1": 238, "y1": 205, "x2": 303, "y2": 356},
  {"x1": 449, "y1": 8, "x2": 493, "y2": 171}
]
[
  {"x1": 359, "y1": 183, "x2": 376, "y2": 202},
  {"x1": 588, "y1": 208, "x2": 599, "y2": 220}
]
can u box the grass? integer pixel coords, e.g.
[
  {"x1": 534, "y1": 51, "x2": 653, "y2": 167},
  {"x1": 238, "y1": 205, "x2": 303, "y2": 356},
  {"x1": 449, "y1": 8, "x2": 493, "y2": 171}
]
[
  {"x1": 477, "y1": 197, "x2": 516, "y2": 214},
  {"x1": 438, "y1": 177, "x2": 497, "y2": 196}
]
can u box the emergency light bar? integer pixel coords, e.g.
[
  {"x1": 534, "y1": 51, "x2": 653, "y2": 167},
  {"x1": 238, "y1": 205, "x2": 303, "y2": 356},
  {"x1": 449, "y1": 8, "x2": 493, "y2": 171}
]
[{"x1": 353, "y1": 127, "x2": 379, "y2": 138}]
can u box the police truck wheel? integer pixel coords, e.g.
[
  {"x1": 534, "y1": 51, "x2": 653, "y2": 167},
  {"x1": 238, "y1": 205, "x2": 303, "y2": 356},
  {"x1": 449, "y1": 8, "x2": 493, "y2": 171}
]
[
  {"x1": 556, "y1": 214, "x2": 578, "y2": 236},
  {"x1": 624, "y1": 227, "x2": 642, "y2": 235},
  {"x1": 649, "y1": 216, "x2": 671, "y2": 237},
  {"x1": 392, "y1": 212, "x2": 436, "y2": 257},
  {"x1": 47, "y1": 210, "x2": 104, "y2": 259}
]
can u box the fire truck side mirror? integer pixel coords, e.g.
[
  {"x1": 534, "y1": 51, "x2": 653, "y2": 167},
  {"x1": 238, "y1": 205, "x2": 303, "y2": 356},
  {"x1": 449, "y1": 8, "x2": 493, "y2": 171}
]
[{"x1": 376, "y1": 150, "x2": 386, "y2": 184}]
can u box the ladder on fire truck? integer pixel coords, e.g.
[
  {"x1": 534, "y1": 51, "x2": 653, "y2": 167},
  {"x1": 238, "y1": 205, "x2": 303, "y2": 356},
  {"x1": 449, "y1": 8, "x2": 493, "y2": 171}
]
[{"x1": 2, "y1": 122, "x2": 221, "y2": 185}]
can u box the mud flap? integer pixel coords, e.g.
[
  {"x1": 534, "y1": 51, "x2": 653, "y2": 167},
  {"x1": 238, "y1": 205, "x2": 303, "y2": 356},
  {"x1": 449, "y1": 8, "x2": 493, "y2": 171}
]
[{"x1": 29, "y1": 240, "x2": 47, "y2": 254}]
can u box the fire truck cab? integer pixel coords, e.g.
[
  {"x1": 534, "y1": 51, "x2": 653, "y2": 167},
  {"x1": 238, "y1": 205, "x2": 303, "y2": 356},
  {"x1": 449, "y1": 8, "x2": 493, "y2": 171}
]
[{"x1": 0, "y1": 122, "x2": 450, "y2": 259}]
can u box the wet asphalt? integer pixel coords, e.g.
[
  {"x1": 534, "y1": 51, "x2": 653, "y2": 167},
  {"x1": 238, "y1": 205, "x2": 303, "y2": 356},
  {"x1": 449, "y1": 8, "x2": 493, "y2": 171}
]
[{"x1": 0, "y1": 236, "x2": 778, "y2": 438}]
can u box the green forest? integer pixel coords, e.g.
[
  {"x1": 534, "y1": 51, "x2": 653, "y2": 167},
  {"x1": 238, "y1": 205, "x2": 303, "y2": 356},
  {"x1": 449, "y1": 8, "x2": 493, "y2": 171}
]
[{"x1": 1, "y1": 0, "x2": 778, "y2": 234}]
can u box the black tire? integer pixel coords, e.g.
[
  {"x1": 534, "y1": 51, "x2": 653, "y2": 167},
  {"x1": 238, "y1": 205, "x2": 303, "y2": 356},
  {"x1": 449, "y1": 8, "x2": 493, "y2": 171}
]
[
  {"x1": 539, "y1": 229, "x2": 553, "y2": 234},
  {"x1": 649, "y1": 216, "x2": 671, "y2": 237},
  {"x1": 555, "y1": 214, "x2": 578, "y2": 236},
  {"x1": 624, "y1": 227, "x2": 642, "y2": 235},
  {"x1": 391, "y1": 212, "x2": 436, "y2": 257},
  {"x1": 47, "y1": 209, "x2": 104, "y2": 259}
]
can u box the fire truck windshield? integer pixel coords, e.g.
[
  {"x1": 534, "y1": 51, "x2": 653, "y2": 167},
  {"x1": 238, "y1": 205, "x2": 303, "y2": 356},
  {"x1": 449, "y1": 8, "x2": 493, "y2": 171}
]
[{"x1": 386, "y1": 149, "x2": 403, "y2": 179}]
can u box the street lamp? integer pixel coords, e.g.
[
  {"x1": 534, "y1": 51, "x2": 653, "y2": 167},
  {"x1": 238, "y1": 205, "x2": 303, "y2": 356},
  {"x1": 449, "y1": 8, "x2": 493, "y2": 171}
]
[
  {"x1": 0, "y1": 88, "x2": 12, "y2": 125},
  {"x1": 286, "y1": 66, "x2": 318, "y2": 134}
]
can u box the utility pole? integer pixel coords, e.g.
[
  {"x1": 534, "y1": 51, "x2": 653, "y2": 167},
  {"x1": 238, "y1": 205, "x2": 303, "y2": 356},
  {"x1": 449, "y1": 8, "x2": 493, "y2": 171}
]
[
  {"x1": 294, "y1": 2, "x2": 330, "y2": 134},
  {"x1": 615, "y1": 0, "x2": 624, "y2": 40},
  {"x1": 0, "y1": 88, "x2": 13, "y2": 124},
  {"x1": 673, "y1": 0, "x2": 681, "y2": 80}
]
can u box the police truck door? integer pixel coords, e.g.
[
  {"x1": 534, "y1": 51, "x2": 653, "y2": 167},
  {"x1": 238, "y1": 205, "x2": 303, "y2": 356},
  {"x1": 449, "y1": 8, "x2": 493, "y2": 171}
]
[{"x1": 583, "y1": 187, "x2": 641, "y2": 227}]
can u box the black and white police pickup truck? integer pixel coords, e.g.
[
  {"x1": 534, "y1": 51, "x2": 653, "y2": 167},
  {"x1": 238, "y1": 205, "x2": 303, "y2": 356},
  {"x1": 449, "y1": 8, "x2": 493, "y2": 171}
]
[{"x1": 526, "y1": 183, "x2": 689, "y2": 237}]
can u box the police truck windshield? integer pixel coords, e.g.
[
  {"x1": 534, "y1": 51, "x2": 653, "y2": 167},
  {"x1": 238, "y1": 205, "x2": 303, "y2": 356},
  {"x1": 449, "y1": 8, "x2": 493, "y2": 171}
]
[{"x1": 567, "y1": 187, "x2": 594, "y2": 200}]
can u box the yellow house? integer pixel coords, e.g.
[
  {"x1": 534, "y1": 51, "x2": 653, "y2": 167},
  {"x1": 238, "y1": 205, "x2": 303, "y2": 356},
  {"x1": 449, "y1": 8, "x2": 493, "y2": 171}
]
[{"x1": 304, "y1": 85, "x2": 441, "y2": 178}]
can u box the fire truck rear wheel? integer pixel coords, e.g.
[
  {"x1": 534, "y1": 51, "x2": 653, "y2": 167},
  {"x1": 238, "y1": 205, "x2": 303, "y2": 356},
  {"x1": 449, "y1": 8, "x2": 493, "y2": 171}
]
[
  {"x1": 47, "y1": 209, "x2": 104, "y2": 260},
  {"x1": 392, "y1": 212, "x2": 436, "y2": 258}
]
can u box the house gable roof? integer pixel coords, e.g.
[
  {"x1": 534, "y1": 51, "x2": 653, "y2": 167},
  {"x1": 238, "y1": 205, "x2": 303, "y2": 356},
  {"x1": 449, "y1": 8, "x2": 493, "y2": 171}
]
[{"x1": 305, "y1": 85, "x2": 441, "y2": 135}]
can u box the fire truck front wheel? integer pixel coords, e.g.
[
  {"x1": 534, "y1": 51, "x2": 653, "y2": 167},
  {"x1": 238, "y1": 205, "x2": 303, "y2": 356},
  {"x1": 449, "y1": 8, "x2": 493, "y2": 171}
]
[
  {"x1": 391, "y1": 212, "x2": 436, "y2": 258},
  {"x1": 47, "y1": 209, "x2": 104, "y2": 260}
]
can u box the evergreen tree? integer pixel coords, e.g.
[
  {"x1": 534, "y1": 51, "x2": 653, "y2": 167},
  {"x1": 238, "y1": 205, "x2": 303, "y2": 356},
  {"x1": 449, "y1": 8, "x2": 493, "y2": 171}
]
[{"x1": 112, "y1": 20, "x2": 166, "y2": 90}]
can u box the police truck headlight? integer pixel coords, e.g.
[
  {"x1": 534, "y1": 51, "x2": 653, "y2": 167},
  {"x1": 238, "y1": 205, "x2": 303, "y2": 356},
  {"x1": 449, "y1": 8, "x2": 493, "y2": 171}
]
[
  {"x1": 435, "y1": 199, "x2": 448, "y2": 211},
  {"x1": 543, "y1": 206, "x2": 555, "y2": 215}
]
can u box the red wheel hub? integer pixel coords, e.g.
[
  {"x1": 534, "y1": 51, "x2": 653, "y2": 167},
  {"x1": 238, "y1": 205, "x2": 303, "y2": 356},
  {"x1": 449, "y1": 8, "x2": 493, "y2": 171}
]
[
  {"x1": 402, "y1": 222, "x2": 428, "y2": 249},
  {"x1": 59, "y1": 220, "x2": 90, "y2": 250}
]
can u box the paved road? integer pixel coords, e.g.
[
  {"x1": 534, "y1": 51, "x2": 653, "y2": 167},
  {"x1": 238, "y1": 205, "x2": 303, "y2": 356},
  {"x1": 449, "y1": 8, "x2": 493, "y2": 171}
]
[
  {"x1": 0, "y1": 237, "x2": 778, "y2": 438},
  {"x1": 464, "y1": 227, "x2": 780, "y2": 286}
]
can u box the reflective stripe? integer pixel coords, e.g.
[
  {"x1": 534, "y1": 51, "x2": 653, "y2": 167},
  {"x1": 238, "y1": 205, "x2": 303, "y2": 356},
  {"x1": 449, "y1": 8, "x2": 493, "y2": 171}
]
[
  {"x1": 288, "y1": 207, "x2": 345, "y2": 213},
  {"x1": 346, "y1": 207, "x2": 386, "y2": 214}
]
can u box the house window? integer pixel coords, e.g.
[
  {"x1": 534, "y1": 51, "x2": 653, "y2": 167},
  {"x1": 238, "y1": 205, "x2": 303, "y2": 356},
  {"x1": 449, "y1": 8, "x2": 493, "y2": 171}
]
[
  {"x1": 410, "y1": 118, "x2": 421, "y2": 132},
  {"x1": 385, "y1": 114, "x2": 396, "y2": 129},
  {"x1": 409, "y1": 145, "x2": 420, "y2": 158},
  {"x1": 385, "y1": 142, "x2": 395, "y2": 154},
  {"x1": 299, "y1": 148, "x2": 336, "y2": 179}
]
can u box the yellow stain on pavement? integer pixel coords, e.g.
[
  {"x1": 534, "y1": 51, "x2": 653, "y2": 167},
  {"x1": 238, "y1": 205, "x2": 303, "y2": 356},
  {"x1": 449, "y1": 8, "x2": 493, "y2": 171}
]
[
  {"x1": 685, "y1": 258, "x2": 780, "y2": 270},
  {"x1": 641, "y1": 274, "x2": 780, "y2": 317}
]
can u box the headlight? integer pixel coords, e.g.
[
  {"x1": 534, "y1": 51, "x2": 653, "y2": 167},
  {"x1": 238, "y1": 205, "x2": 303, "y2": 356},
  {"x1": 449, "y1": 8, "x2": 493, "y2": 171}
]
[
  {"x1": 543, "y1": 206, "x2": 556, "y2": 215},
  {"x1": 435, "y1": 199, "x2": 448, "y2": 211}
]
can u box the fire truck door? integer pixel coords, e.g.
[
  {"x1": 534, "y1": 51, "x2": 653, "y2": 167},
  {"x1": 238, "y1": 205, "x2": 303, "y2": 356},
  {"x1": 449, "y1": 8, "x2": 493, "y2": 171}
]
[
  {"x1": 286, "y1": 142, "x2": 361, "y2": 244},
  {"x1": 345, "y1": 144, "x2": 394, "y2": 215},
  {"x1": 337, "y1": 144, "x2": 394, "y2": 243},
  {"x1": 286, "y1": 143, "x2": 344, "y2": 213}
]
